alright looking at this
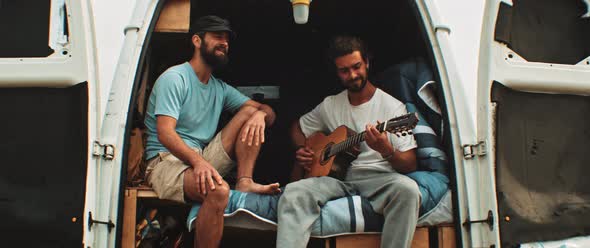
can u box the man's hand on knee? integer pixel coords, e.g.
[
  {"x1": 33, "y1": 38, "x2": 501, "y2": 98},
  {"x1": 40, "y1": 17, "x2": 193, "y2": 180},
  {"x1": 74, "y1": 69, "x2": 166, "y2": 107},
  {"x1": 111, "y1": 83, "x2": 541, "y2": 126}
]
[
  {"x1": 240, "y1": 110, "x2": 267, "y2": 146},
  {"x1": 192, "y1": 160, "x2": 224, "y2": 195}
]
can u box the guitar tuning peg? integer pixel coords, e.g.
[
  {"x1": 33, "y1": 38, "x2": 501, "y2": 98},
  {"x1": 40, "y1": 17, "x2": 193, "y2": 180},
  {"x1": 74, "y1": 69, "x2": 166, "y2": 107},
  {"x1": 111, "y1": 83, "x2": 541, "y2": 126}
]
[
  {"x1": 408, "y1": 131, "x2": 413, "y2": 135},
  {"x1": 402, "y1": 132, "x2": 407, "y2": 136},
  {"x1": 395, "y1": 133, "x2": 401, "y2": 138}
]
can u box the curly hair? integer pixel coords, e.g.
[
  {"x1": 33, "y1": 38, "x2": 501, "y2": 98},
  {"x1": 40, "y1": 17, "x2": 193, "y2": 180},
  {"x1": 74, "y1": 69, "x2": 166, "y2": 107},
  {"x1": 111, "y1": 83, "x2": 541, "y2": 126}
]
[{"x1": 326, "y1": 35, "x2": 369, "y2": 63}]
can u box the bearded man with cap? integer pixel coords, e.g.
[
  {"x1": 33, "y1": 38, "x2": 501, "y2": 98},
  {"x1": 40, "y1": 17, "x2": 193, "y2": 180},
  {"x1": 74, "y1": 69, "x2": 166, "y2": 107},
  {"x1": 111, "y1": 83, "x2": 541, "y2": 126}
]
[{"x1": 143, "y1": 15, "x2": 280, "y2": 247}]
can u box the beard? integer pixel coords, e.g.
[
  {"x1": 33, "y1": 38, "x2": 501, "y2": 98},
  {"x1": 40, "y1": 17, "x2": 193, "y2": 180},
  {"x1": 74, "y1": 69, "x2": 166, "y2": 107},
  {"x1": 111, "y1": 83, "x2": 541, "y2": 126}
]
[
  {"x1": 200, "y1": 42, "x2": 229, "y2": 70},
  {"x1": 344, "y1": 75, "x2": 368, "y2": 92}
]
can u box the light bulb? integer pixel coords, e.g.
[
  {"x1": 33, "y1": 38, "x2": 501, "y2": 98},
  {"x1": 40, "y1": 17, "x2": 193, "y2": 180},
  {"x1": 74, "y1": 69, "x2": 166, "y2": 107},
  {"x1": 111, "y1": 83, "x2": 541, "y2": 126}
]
[{"x1": 291, "y1": 0, "x2": 311, "y2": 24}]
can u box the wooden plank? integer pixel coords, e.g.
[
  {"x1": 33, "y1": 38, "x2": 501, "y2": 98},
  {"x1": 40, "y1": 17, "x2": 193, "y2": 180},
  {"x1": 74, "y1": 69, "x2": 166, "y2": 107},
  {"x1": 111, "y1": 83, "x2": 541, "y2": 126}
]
[
  {"x1": 411, "y1": 227, "x2": 429, "y2": 248},
  {"x1": 328, "y1": 227, "x2": 429, "y2": 248},
  {"x1": 137, "y1": 188, "x2": 158, "y2": 198},
  {"x1": 121, "y1": 189, "x2": 138, "y2": 248},
  {"x1": 154, "y1": 0, "x2": 190, "y2": 33},
  {"x1": 438, "y1": 226, "x2": 456, "y2": 248},
  {"x1": 334, "y1": 234, "x2": 380, "y2": 248}
]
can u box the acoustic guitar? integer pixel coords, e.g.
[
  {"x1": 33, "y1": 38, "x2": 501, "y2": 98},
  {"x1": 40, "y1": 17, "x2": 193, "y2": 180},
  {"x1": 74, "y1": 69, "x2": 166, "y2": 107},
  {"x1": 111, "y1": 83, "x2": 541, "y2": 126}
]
[{"x1": 303, "y1": 113, "x2": 419, "y2": 179}]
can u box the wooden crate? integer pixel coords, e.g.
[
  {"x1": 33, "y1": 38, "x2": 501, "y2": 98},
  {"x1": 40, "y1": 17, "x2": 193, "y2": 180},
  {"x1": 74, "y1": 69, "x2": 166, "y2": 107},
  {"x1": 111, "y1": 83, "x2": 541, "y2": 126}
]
[
  {"x1": 122, "y1": 187, "x2": 457, "y2": 248},
  {"x1": 437, "y1": 225, "x2": 456, "y2": 248},
  {"x1": 154, "y1": 0, "x2": 190, "y2": 33},
  {"x1": 121, "y1": 187, "x2": 158, "y2": 248},
  {"x1": 324, "y1": 226, "x2": 456, "y2": 248}
]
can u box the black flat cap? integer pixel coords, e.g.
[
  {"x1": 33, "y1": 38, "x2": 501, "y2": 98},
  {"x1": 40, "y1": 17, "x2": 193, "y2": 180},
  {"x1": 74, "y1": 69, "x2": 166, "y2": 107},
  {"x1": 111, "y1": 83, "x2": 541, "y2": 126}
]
[{"x1": 192, "y1": 15, "x2": 236, "y2": 37}]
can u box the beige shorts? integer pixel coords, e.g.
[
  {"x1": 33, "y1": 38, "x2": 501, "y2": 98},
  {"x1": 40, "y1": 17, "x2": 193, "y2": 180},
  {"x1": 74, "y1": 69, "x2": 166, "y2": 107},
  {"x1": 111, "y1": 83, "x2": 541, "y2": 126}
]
[{"x1": 144, "y1": 132, "x2": 234, "y2": 203}]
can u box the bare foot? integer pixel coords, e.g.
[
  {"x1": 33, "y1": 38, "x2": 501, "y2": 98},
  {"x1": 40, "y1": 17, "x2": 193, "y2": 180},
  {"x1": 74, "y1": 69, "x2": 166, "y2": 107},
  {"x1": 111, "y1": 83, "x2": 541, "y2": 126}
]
[{"x1": 235, "y1": 178, "x2": 281, "y2": 194}]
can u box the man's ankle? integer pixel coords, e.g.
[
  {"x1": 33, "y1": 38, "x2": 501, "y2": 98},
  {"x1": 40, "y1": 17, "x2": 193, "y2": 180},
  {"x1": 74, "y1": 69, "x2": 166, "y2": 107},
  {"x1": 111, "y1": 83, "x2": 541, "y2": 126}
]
[{"x1": 236, "y1": 176, "x2": 253, "y2": 184}]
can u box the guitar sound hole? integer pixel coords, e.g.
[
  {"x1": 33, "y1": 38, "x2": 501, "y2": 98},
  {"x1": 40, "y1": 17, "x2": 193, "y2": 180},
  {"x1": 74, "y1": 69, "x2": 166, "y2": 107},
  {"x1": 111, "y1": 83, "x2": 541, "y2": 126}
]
[
  {"x1": 322, "y1": 146, "x2": 332, "y2": 163},
  {"x1": 322, "y1": 152, "x2": 330, "y2": 162}
]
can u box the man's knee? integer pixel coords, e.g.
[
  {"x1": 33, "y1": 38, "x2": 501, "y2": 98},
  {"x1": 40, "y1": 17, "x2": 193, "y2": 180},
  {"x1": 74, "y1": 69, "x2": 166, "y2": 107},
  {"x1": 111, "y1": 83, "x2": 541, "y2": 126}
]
[
  {"x1": 207, "y1": 181, "x2": 230, "y2": 207},
  {"x1": 394, "y1": 176, "x2": 421, "y2": 201},
  {"x1": 227, "y1": 106, "x2": 258, "y2": 134},
  {"x1": 236, "y1": 105, "x2": 258, "y2": 118},
  {"x1": 280, "y1": 179, "x2": 317, "y2": 206},
  {"x1": 284, "y1": 178, "x2": 321, "y2": 193}
]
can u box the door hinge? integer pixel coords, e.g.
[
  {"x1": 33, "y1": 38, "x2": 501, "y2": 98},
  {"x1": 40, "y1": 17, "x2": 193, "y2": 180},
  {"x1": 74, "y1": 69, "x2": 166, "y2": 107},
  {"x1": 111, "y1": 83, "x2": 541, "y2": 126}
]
[
  {"x1": 463, "y1": 210, "x2": 494, "y2": 231},
  {"x1": 88, "y1": 212, "x2": 115, "y2": 232},
  {"x1": 93, "y1": 141, "x2": 115, "y2": 160},
  {"x1": 462, "y1": 141, "x2": 487, "y2": 159}
]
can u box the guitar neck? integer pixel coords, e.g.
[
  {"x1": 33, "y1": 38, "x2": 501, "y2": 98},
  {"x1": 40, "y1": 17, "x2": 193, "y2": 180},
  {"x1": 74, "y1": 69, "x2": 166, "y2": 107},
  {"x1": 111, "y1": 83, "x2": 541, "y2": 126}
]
[{"x1": 328, "y1": 122, "x2": 386, "y2": 157}]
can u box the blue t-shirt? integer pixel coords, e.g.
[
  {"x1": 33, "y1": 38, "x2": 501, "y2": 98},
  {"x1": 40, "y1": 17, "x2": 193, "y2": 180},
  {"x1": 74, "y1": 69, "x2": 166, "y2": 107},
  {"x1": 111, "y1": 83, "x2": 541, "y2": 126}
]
[{"x1": 144, "y1": 62, "x2": 249, "y2": 159}]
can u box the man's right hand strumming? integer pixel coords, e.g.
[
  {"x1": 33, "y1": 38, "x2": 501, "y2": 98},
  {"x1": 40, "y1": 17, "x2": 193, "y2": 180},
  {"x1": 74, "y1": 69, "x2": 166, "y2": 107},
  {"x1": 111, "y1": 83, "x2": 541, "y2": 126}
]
[{"x1": 295, "y1": 146, "x2": 314, "y2": 172}]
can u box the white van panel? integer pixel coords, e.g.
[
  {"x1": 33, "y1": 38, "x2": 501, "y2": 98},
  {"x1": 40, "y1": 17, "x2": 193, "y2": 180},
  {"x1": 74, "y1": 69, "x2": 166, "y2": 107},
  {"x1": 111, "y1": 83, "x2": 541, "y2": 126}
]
[
  {"x1": 478, "y1": 0, "x2": 590, "y2": 246},
  {"x1": 484, "y1": 42, "x2": 590, "y2": 96},
  {"x1": 416, "y1": 0, "x2": 499, "y2": 247},
  {"x1": 0, "y1": 0, "x2": 100, "y2": 247},
  {"x1": 0, "y1": 0, "x2": 98, "y2": 88},
  {"x1": 88, "y1": 1, "x2": 160, "y2": 247}
]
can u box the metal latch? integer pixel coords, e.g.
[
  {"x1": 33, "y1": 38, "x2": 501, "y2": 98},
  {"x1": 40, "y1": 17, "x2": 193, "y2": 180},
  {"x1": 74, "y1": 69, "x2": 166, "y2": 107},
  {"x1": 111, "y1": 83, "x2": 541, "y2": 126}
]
[
  {"x1": 434, "y1": 24, "x2": 451, "y2": 34},
  {"x1": 462, "y1": 141, "x2": 487, "y2": 159},
  {"x1": 463, "y1": 210, "x2": 494, "y2": 231},
  {"x1": 88, "y1": 212, "x2": 115, "y2": 232},
  {"x1": 93, "y1": 141, "x2": 115, "y2": 160}
]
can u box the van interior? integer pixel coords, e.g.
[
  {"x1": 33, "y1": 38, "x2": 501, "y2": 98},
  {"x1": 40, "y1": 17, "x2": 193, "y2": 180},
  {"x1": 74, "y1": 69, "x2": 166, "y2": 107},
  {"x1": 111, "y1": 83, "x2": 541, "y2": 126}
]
[
  {"x1": 124, "y1": 0, "x2": 453, "y2": 246},
  {"x1": 127, "y1": 0, "x2": 590, "y2": 246},
  {"x1": 2, "y1": 0, "x2": 589, "y2": 247},
  {"x1": 140, "y1": 0, "x2": 440, "y2": 185}
]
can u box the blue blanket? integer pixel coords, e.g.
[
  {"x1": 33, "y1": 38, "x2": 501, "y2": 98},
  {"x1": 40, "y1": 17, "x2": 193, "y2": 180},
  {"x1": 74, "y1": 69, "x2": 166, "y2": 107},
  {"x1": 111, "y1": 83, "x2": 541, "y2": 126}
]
[
  {"x1": 188, "y1": 57, "x2": 450, "y2": 234},
  {"x1": 376, "y1": 57, "x2": 450, "y2": 213},
  {"x1": 187, "y1": 189, "x2": 453, "y2": 237},
  {"x1": 186, "y1": 190, "x2": 384, "y2": 236}
]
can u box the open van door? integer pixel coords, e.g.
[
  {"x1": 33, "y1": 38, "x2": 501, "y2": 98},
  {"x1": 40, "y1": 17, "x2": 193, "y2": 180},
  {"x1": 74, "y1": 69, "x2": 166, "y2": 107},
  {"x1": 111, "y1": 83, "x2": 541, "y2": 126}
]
[
  {"x1": 477, "y1": 0, "x2": 590, "y2": 246},
  {"x1": 414, "y1": 0, "x2": 502, "y2": 247},
  {"x1": 88, "y1": 0, "x2": 168, "y2": 247},
  {"x1": 0, "y1": 0, "x2": 99, "y2": 247}
]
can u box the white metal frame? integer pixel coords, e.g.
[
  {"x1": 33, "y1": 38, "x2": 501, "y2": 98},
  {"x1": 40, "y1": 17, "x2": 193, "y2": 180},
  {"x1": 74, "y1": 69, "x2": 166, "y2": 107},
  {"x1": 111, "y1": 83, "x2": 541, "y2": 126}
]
[
  {"x1": 416, "y1": 0, "x2": 500, "y2": 247},
  {"x1": 0, "y1": 0, "x2": 97, "y2": 88},
  {"x1": 87, "y1": 1, "x2": 160, "y2": 247},
  {"x1": 475, "y1": 0, "x2": 590, "y2": 247}
]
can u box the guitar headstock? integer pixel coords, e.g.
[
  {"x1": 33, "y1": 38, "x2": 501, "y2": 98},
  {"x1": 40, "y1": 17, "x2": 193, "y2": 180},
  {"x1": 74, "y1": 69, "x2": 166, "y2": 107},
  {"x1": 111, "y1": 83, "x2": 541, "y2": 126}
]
[{"x1": 381, "y1": 113, "x2": 419, "y2": 137}]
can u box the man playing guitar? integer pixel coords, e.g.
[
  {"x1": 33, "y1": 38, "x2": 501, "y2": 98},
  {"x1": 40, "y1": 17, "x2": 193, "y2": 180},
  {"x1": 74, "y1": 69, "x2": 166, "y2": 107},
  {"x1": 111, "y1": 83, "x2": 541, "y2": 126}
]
[{"x1": 276, "y1": 36, "x2": 420, "y2": 248}]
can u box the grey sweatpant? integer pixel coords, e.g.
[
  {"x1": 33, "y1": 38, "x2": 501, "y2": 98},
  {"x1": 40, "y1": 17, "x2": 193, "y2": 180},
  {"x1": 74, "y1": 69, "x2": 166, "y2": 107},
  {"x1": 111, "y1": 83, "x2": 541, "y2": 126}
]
[{"x1": 276, "y1": 167, "x2": 420, "y2": 248}]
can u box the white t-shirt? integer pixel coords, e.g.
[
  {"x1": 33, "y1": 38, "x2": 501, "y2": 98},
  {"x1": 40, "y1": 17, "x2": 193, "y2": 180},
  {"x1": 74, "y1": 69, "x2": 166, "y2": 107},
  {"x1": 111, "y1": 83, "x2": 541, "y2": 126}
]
[{"x1": 299, "y1": 88, "x2": 417, "y2": 172}]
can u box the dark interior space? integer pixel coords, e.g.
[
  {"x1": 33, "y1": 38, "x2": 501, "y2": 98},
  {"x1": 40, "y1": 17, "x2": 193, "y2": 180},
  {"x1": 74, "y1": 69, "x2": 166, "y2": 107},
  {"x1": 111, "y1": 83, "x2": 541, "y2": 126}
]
[
  {"x1": 492, "y1": 82, "x2": 590, "y2": 246},
  {"x1": 143, "y1": 0, "x2": 430, "y2": 186},
  {"x1": 0, "y1": 0, "x2": 55, "y2": 57},
  {"x1": 0, "y1": 84, "x2": 88, "y2": 247}
]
